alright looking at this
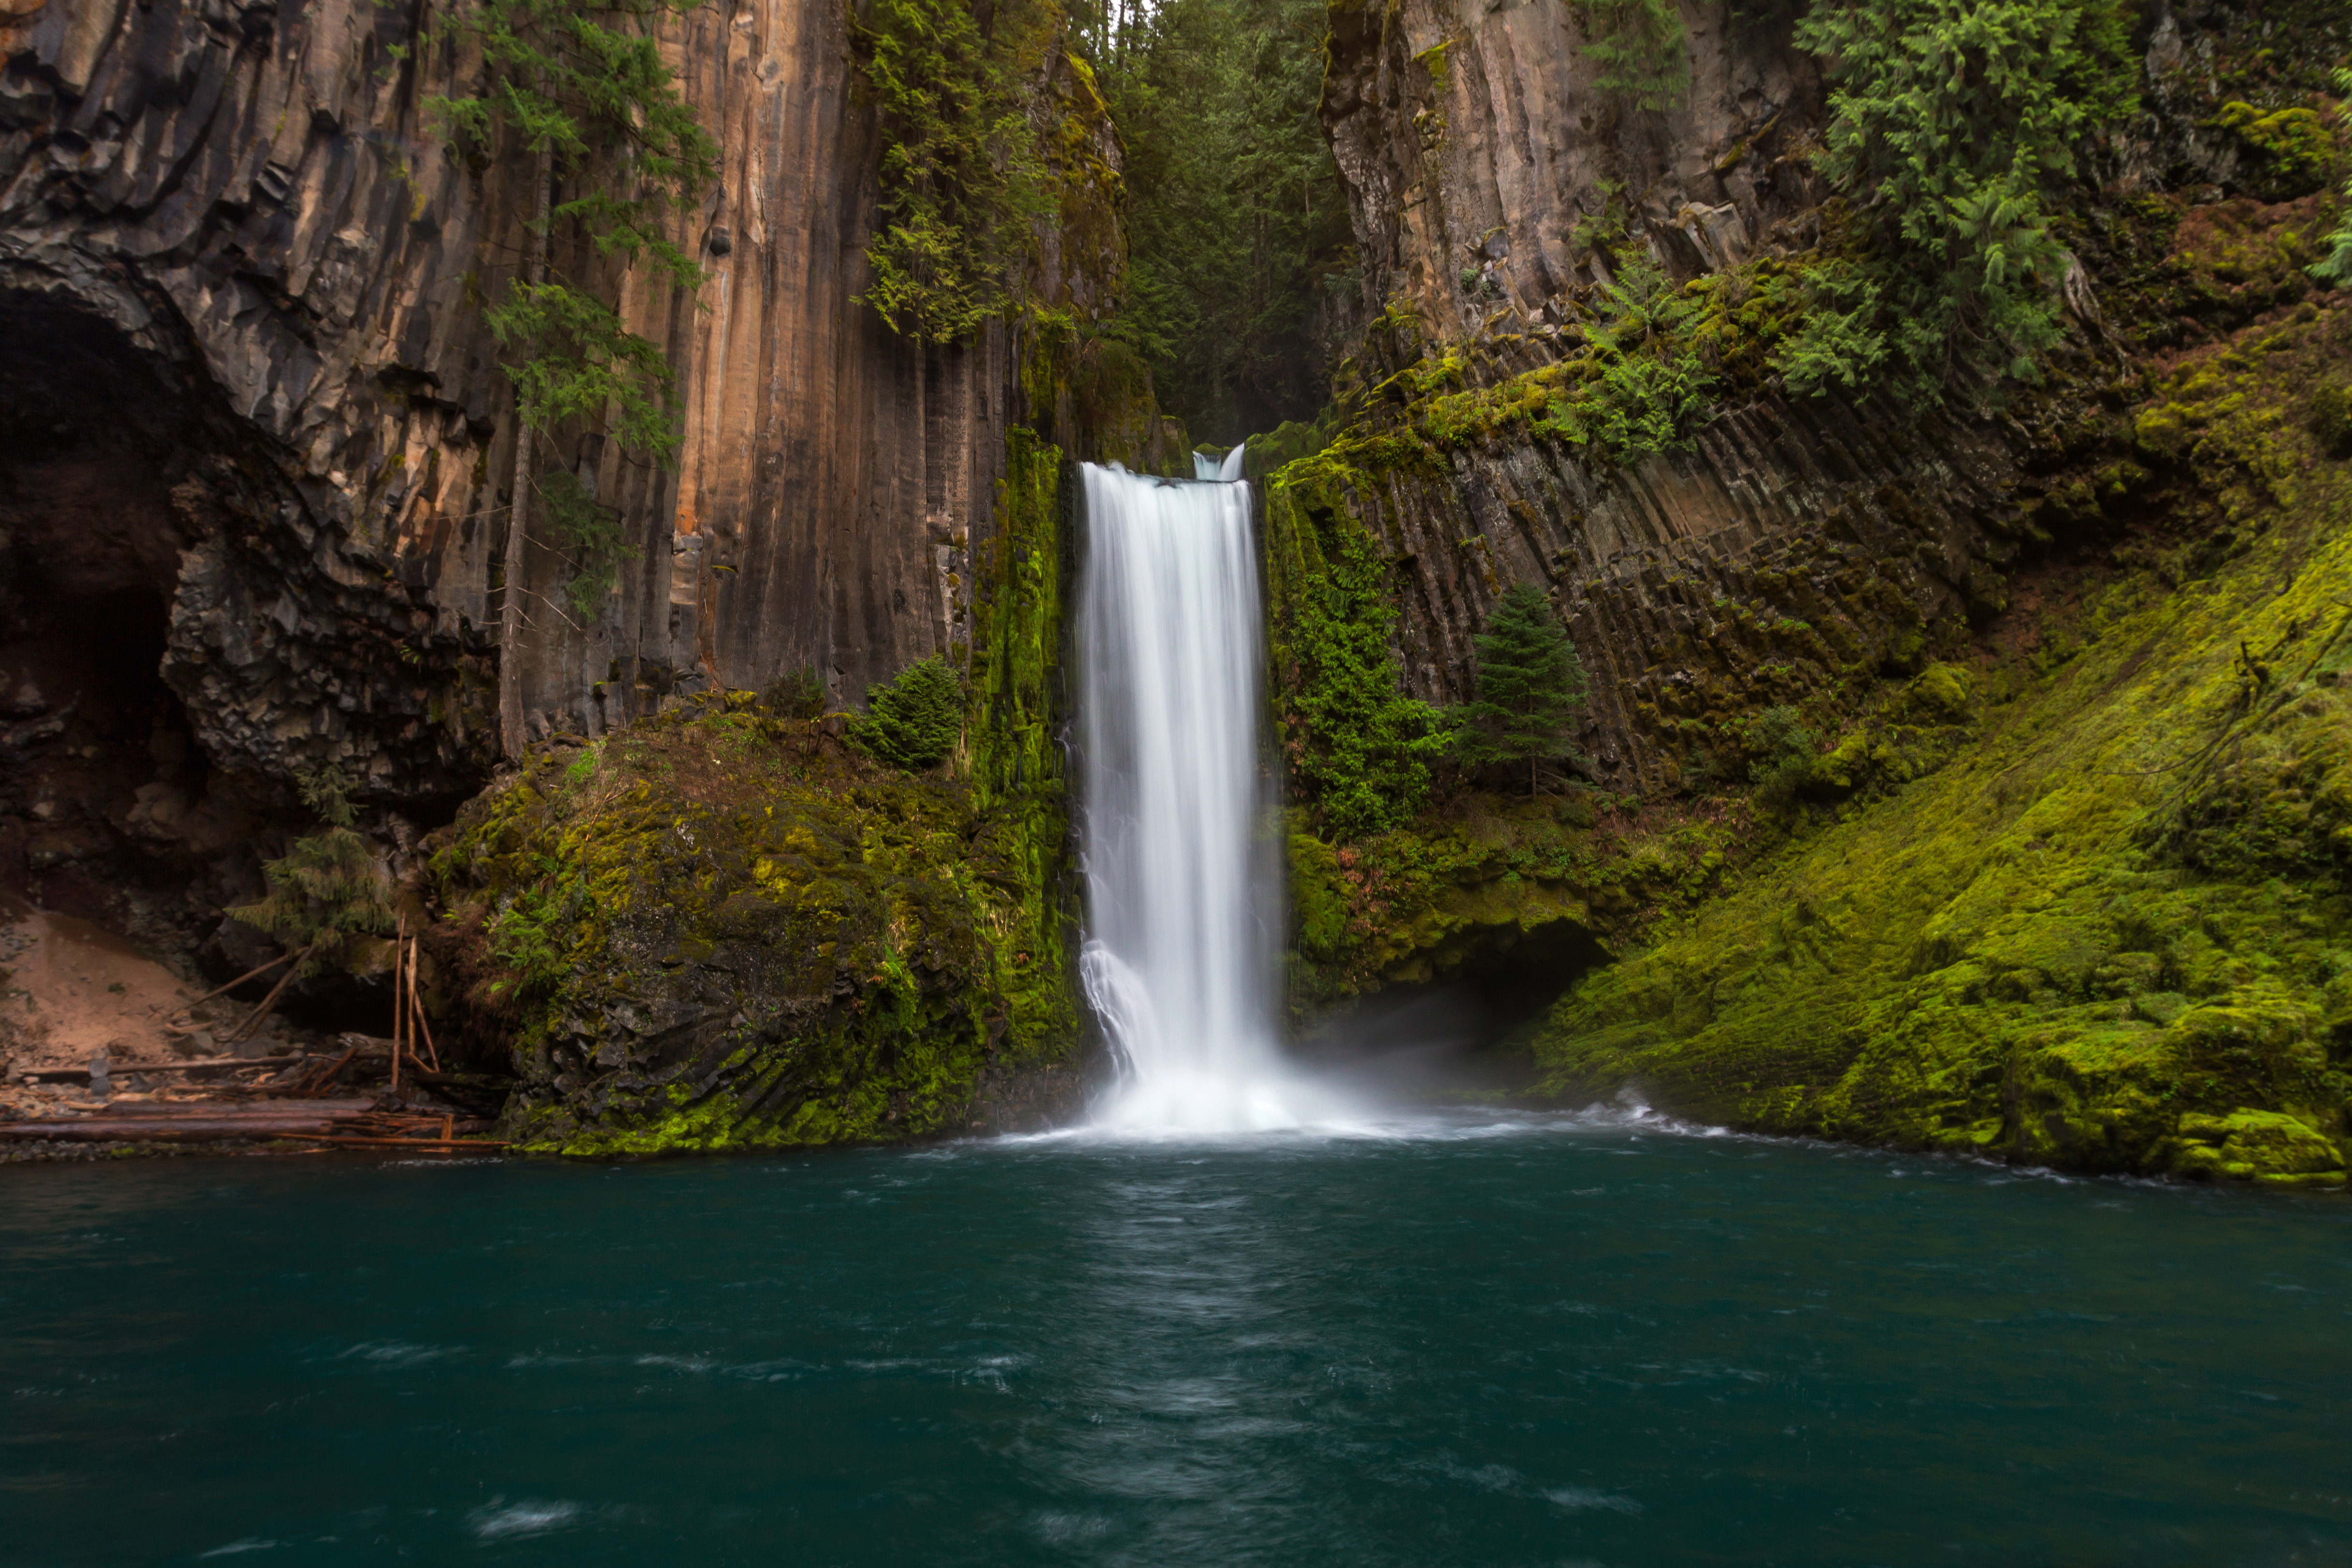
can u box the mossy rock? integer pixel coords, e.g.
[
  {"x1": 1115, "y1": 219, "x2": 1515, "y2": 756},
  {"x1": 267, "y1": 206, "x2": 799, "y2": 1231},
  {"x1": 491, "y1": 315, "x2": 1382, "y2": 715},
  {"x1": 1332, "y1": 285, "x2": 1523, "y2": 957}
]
[
  {"x1": 432, "y1": 429, "x2": 1092, "y2": 1155},
  {"x1": 2169, "y1": 1108, "x2": 2346, "y2": 1182}
]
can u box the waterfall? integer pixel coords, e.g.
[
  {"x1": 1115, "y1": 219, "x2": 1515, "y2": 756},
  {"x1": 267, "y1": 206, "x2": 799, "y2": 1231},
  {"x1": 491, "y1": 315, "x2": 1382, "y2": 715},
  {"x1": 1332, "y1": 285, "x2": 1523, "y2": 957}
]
[{"x1": 1076, "y1": 448, "x2": 1331, "y2": 1131}]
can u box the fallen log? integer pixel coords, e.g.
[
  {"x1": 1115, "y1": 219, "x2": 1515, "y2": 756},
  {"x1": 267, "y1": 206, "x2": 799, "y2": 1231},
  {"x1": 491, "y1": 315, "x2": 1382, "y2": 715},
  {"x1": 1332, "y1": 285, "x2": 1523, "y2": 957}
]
[
  {"x1": 269, "y1": 1134, "x2": 511, "y2": 1151},
  {"x1": 2, "y1": 1121, "x2": 362, "y2": 1143},
  {"x1": 0, "y1": 1100, "x2": 377, "y2": 1141},
  {"x1": 71, "y1": 1098, "x2": 375, "y2": 1119},
  {"x1": 20, "y1": 1055, "x2": 304, "y2": 1082}
]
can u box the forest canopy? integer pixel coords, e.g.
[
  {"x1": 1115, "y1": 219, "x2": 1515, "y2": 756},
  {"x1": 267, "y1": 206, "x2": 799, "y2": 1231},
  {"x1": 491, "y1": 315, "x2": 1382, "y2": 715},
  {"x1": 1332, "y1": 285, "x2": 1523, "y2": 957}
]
[{"x1": 1075, "y1": 0, "x2": 1357, "y2": 441}]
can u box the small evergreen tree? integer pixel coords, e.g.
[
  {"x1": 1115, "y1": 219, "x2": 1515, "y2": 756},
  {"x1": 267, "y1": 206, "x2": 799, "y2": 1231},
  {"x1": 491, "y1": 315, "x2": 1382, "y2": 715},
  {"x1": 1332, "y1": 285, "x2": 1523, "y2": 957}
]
[
  {"x1": 849, "y1": 656, "x2": 966, "y2": 771},
  {"x1": 1453, "y1": 583, "x2": 1589, "y2": 794},
  {"x1": 2310, "y1": 70, "x2": 2352, "y2": 288},
  {"x1": 230, "y1": 767, "x2": 397, "y2": 976}
]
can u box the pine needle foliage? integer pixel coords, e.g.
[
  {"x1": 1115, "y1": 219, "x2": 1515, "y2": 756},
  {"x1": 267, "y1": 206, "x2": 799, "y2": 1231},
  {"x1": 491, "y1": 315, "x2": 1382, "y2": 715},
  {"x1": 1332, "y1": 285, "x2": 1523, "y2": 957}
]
[
  {"x1": 852, "y1": 0, "x2": 1053, "y2": 344},
  {"x1": 1575, "y1": 0, "x2": 1689, "y2": 111},
  {"x1": 1781, "y1": 0, "x2": 2136, "y2": 406},
  {"x1": 849, "y1": 656, "x2": 966, "y2": 772},
  {"x1": 229, "y1": 768, "x2": 396, "y2": 977},
  {"x1": 537, "y1": 467, "x2": 640, "y2": 617},
  {"x1": 1453, "y1": 583, "x2": 1590, "y2": 793},
  {"x1": 418, "y1": 0, "x2": 720, "y2": 461},
  {"x1": 2311, "y1": 69, "x2": 2352, "y2": 288}
]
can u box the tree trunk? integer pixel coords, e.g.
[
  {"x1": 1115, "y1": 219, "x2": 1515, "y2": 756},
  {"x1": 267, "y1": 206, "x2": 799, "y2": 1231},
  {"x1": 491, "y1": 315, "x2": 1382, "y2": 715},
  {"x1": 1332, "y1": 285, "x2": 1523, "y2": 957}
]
[{"x1": 499, "y1": 140, "x2": 555, "y2": 761}]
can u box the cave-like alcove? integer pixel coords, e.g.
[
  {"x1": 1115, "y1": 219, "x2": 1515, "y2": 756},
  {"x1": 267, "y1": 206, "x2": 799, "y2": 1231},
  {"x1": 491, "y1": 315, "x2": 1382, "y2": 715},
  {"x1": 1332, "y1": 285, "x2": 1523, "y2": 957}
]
[
  {"x1": 0, "y1": 292, "x2": 235, "y2": 957},
  {"x1": 1291, "y1": 918, "x2": 1609, "y2": 1098}
]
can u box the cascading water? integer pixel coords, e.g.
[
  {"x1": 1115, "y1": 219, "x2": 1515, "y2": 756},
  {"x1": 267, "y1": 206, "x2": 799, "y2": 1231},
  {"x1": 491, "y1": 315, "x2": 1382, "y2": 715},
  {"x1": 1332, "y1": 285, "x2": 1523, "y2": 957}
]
[{"x1": 1077, "y1": 446, "x2": 1340, "y2": 1131}]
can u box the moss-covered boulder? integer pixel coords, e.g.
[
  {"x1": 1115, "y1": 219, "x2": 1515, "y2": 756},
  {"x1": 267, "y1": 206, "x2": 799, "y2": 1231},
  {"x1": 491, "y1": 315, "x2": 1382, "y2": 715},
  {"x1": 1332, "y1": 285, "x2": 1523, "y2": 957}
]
[
  {"x1": 429, "y1": 697, "x2": 1084, "y2": 1154},
  {"x1": 426, "y1": 430, "x2": 1096, "y2": 1156},
  {"x1": 2170, "y1": 1109, "x2": 2347, "y2": 1186}
]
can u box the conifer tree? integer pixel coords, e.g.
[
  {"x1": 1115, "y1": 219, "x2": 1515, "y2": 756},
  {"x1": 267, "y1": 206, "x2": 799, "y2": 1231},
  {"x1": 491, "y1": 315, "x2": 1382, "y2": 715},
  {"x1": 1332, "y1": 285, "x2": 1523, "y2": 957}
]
[
  {"x1": 230, "y1": 767, "x2": 397, "y2": 977},
  {"x1": 407, "y1": 0, "x2": 719, "y2": 755},
  {"x1": 849, "y1": 656, "x2": 966, "y2": 772},
  {"x1": 1453, "y1": 582, "x2": 1588, "y2": 794}
]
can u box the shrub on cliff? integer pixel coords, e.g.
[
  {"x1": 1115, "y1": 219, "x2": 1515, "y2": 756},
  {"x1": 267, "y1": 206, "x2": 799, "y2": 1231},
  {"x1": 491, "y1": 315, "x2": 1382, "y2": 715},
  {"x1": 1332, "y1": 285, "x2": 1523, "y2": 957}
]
[
  {"x1": 1273, "y1": 501, "x2": 1452, "y2": 841},
  {"x1": 1454, "y1": 583, "x2": 1590, "y2": 794},
  {"x1": 1781, "y1": 0, "x2": 2136, "y2": 406},
  {"x1": 230, "y1": 767, "x2": 396, "y2": 977},
  {"x1": 850, "y1": 657, "x2": 966, "y2": 772},
  {"x1": 1582, "y1": 249, "x2": 1713, "y2": 461},
  {"x1": 1744, "y1": 705, "x2": 1818, "y2": 812}
]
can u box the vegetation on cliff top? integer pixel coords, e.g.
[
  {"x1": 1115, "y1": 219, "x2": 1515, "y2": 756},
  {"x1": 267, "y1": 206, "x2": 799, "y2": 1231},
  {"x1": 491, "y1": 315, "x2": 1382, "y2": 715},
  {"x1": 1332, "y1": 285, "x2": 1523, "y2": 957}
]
[
  {"x1": 1089, "y1": 0, "x2": 1354, "y2": 440},
  {"x1": 853, "y1": 0, "x2": 1055, "y2": 343},
  {"x1": 1782, "y1": 0, "x2": 2138, "y2": 405}
]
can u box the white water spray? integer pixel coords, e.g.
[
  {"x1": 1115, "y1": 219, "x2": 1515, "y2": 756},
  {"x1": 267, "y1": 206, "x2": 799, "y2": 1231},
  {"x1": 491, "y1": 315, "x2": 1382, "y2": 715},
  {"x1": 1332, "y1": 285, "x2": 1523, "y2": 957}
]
[{"x1": 1077, "y1": 448, "x2": 1344, "y2": 1132}]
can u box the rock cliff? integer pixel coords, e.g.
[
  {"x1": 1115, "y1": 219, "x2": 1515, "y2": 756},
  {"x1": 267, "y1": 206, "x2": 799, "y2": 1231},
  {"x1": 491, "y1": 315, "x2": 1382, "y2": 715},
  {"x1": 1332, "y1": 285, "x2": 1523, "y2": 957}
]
[
  {"x1": 0, "y1": 0, "x2": 1124, "y2": 798},
  {"x1": 1271, "y1": 0, "x2": 2352, "y2": 1183},
  {"x1": 0, "y1": 0, "x2": 1142, "y2": 967}
]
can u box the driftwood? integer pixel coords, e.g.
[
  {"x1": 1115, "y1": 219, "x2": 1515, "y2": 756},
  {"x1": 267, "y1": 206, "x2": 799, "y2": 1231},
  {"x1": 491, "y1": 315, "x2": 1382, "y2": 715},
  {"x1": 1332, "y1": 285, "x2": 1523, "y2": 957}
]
[
  {"x1": 169, "y1": 952, "x2": 298, "y2": 1016},
  {"x1": 297, "y1": 1045, "x2": 361, "y2": 1096},
  {"x1": 406, "y1": 937, "x2": 441, "y2": 1072},
  {"x1": 227, "y1": 940, "x2": 318, "y2": 1042},
  {"x1": 271, "y1": 1133, "x2": 509, "y2": 1151}
]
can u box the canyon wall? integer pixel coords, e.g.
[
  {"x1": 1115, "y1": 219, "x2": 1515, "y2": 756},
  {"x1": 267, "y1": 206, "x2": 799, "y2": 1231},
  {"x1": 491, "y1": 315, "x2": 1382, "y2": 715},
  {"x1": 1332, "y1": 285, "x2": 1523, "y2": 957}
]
[
  {"x1": 0, "y1": 0, "x2": 1126, "y2": 814},
  {"x1": 1299, "y1": 0, "x2": 2069, "y2": 792}
]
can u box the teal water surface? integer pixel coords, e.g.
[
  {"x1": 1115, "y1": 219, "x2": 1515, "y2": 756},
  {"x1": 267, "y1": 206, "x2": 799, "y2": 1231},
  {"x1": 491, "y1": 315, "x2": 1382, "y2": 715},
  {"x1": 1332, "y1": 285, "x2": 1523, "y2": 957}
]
[{"x1": 3, "y1": 1109, "x2": 2348, "y2": 1566}]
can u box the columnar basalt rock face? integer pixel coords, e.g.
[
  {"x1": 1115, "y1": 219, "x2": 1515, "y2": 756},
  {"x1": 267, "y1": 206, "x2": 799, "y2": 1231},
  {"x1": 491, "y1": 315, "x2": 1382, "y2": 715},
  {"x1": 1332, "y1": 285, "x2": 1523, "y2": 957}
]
[
  {"x1": 1301, "y1": 0, "x2": 2045, "y2": 790},
  {"x1": 0, "y1": 0, "x2": 1125, "y2": 820},
  {"x1": 1308, "y1": 391, "x2": 2023, "y2": 793},
  {"x1": 1321, "y1": 0, "x2": 1823, "y2": 333}
]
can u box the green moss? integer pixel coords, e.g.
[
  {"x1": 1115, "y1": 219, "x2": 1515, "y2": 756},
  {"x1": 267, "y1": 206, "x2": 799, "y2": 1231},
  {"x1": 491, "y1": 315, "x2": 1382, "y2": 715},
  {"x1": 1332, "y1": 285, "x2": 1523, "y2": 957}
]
[
  {"x1": 1529, "y1": 296, "x2": 2352, "y2": 1182},
  {"x1": 2214, "y1": 101, "x2": 2341, "y2": 202},
  {"x1": 965, "y1": 428, "x2": 1084, "y2": 1067},
  {"x1": 1261, "y1": 443, "x2": 1451, "y2": 839},
  {"x1": 1282, "y1": 792, "x2": 1740, "y2": 1019}
]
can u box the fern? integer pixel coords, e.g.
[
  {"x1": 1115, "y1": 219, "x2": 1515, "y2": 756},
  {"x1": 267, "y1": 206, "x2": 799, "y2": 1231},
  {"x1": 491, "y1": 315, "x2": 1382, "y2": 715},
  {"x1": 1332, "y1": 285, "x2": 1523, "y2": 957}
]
[{"x1": 2311, "y1": 69, "x2": 2352, "y2": 288}]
